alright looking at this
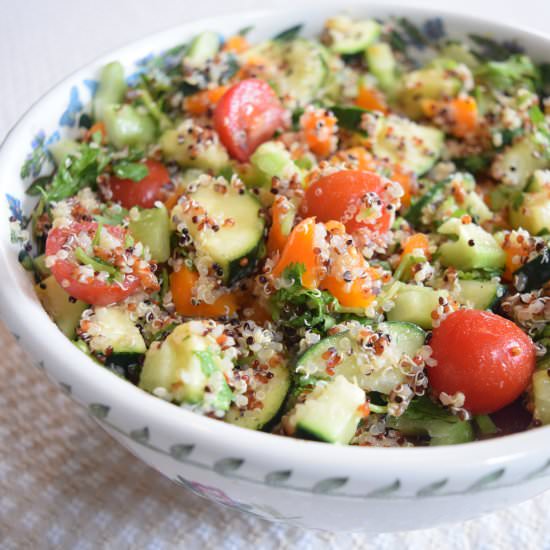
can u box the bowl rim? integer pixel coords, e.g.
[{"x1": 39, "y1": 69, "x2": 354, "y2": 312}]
[{"x1": 1, "y1": 2, "x2": 550, "y2": 474}]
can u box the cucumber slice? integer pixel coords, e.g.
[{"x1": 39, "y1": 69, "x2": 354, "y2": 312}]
[
  {"x1": 49, "y1": 139, "x2": 79, "y2": 166},
  {"x1": 365, "y1": 42, "x2": 399, "y2": 95},
  {"x1": 509, "y1": 191, "x2": 550, "y2": 235},
  {"x1": 386, "y1": 284, "x2": 449, "y2": 329},
  {"x1": 387, "y1": 396, "x2": 474, "y2": 446},
  {"x1": 372, "y1": 115, "x2": 444, "y2": 175},
  {"x1": 129, "y1": 206, "x2": 171, "y2": 262},
  {"x1": 87, "y1": 306, "x2": 146, "y2": 354},
  {"x1": 185, "y1": 31, "x2": 220, "y2": 67},
  {"x1": 405, "y1": 179, "x2": 449, "y2": 226},
  {"x1": 93, "y1": 61, "x2": 126, "y2": 122},
  {"x1": 248, "y1": 39, "x2": 328, "y2": 105},
  {"x1": 287, "y1": 376, "x2": 366, "y2": 444},
  {"x1": 464, "y1": 191, "x2": 492, "y2": 223},
  {"x1": 533, "y1": 369, "x2": 550, "y2": 425},
  {"x1": 160, "y1": 121, "x2": 230, "y2": 172},
  {"x1": 35, "y1": 275, "x2": 87, "y2": 338},
  {"x1": 456, "y1": 279, "x2": 505, "y2": 310},
  {"x1": 398, "y1": 65, "x2": 463, "y2": 119},
  {"x1": 250, "y1": 141, "x2": 301, "y2": 182},
  {"x1": 295, "y1": 322, "x2": 425, "y2": 394},
  {"x1": 491, "y1": 136, "x2": 548, "y2": 188},
  {"x1": 139, "y1": 322, "x2": 233, "y2": 408},
  {"x1": 225, "y1": 363, "x2": 290, "y2": 430},
  {"x1": 437, "y1": 218, "x2": 506, "y2": 271},
  {"x1": 513, "y1": 249, "x2": 550, "y2": 292},
  {"x1": 323, "y1": 16, "x2": 380, "y2": 54},
  {"x1": 171, "y1": 178, "x2": 265, "y2": 285},
  {"x1": 103, "y1": 104, "x2": 156, "y2": 150}
]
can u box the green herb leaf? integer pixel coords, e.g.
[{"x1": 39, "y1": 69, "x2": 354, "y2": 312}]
[
  {"x1": 113, "y1": 161, "x2": 149, "y2": 182},
  {"x1": 273, "y1": 24, "x2": 303, "y2": 42}
]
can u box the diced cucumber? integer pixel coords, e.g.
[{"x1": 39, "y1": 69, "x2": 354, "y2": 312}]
[
  {"x1": 398, "y1": 65, "x2": 463, "y2": 119},
  {"x1": 160, "y1": 121, "x2": 230, "y2": 172},
  {"x1": 247, "y1": 39, "x2": 328, "y2": 105},
  {"x1": 509, "y1": 191, "x2": 550, "y2": 235},
  {"x1": 386, "y1": 284, "x2": 449, "y2": 329},
  {"x1": 532, "y1": 369, "x2": 550, "y2": 425},
  {"x1": 366, "y1": 42, "x2": 399, "y2": 95},
  {"x1": 437, "y1": 218, "x2": 505, "y2": 271},
  {"x1": 171, "y1": 178, "x2": 265, "y2": 285},
  {"x1": 103, "y1": 104, "x2": 156, "y2": 150},
  {"x1": 129, "y1": 206, "x2": 171, "y2": 262},
  {"x1": 387, "y1": 396, "x2": 474, "y2": 446},
  {"x1": 456, "y1": 279, "x2": 505, "y2": 310},
  {"x1": 87, "y1": 306, "x2": 146, "y2": 354},
  {"x1": 35, "y1": 275, "x2": 87, "y2": 338},
  {"x1": 295, "y1": 322, "x2": 425, "y2": 394},
  {"x1": 439, "y1": 42, "x2": 480, "y2": 70},
  {"x1": 250, "y1": 141, "x2": 300, "y2": 182},
  {"x1": 225, "y1": 363, "x2": 290, "y2": 430},
  {"x1": 372, "y1": 115, "x2": 444, "y2": 175},
  {"x1": 139, "y1": 322, "x2": 233, "y2": 407},
  {"x1": 49, "y1": 139, "x2": 79, "y2": 166},
  {"x1": 491, "y1": 136, "x2": 548, "y2": 189},
  {"x1": 464, "y1": 191, "x2": 492, "y2": 223},
  {"x1": 513, "y1": 249, "x2": 550, "y2": 292},
  {"x1": 93, "y1": 61, "x2": 127, "y2": 122},
  {"x1": 323, "y1": 16, "x2": 380, "y2": 54},
  {"x1": 185, "y1": 31, "x2": 220, "y2": 67},
  {"x1": 287, "y1": 376, "x2": 366, "y2": 444},
  {"x1": 525, "y1": 169, "x2": 550, "y2": 192}
]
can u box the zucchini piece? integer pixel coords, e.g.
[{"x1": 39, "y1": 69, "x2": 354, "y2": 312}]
[
  {"x1": 323, "y1": 16, "x2": 380, "y2": 54},
  {"x1": 365, "y1": 42, "x2": 399, "y2": 95},
  {"x1": 513, "y1": 249, "x2": 550, "y2": 292},
  {"x1": 286, "y1": 376, "x2": 366, "y2": 444},
  {"x1": 464, "y1": 191, "x2": 493, "y2": 223},
  {"x1": 86, "y1": 306, "x2": 146, "y2": 354},
  {"x1": 398, "y1": 64, "x2": 463, "y2": 119},
  {"x1": 129, "y1": 206, "x2": 171, "y2": 262},
  {"x1": 525, "y1": 169, "x2": 550, "y2": 192},
  {"x1": 330, "y1": 105, "x2": 368, "y2": 134},
  {"x1": 509, "y1": 191, "x2": 550, "y2": 235},
  {"x1": 35, "y1": 275, "x2": 87, "y2": 338},
  {"x1": 171, "y1": 178, "x2": 265, "y2": 285},
  {"x1": 246, "y1": 39, "x2": 328, "y2": 105},
  {"x1": 160, "y1": 120, "x2": 229, "y2": 172},
  {"x1": 250, "y1": 141, "x2": 301, "y2": 182},
  {"x1": 387, "y1": 396, "x2": 474, "y2": 446},
  {"x1": 103, "y1": 104, "x2": 156, "y2": 149},
  {"x1": 439, "y1": 42, "x2": 480, "y2": 70},
  {"x1": 405, "y1": 179, "x2": 449, "y2": 226},
  {"x1": 437, "y1": 218, "x2": 505, "y2": 271},
  {"x1": 93, "y1": 61, "x2": 126, "y2": 122},
  {"x1": 386, "y1": 284, "x2": 449, "y2": 329},
  {"x1": 371, "y1": 115, "x2": 444, "y2": 175},
  {"x1": 533, "y1": 369, "x2": 550, "y2": 425},
  {"x1": 185, "y1": 31, "x2": 220, "y2": 67},
  {"x1": 139, "y1": 322, "x2": 233, "y2": 408},
  {"x1": 295, "y1": 322, "x2": 425, "y2": 394},
  {"x1": 455, "y1": 279, "x2": 505, "y2": 310},
  {"x1": 491, "y1": 136, "x2": 548, "y2": 189},
  {"x1": 225, "y1": 362, "x2": 290, "y2": 430}
]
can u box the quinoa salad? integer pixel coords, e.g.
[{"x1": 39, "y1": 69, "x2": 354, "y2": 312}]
[{"x1": 13, "y1": 15, "x2": 550, "y2": 446}]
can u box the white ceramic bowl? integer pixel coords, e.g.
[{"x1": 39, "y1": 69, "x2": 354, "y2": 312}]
[{"x1": 1, "y1": 3, "x2": 550, "y2": 533}]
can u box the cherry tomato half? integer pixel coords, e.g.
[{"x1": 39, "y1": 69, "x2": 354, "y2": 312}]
[
  {"x1": 213, "y1": 78, "x2": 286, "y2": 162},
  {"x1": 46, "y1": 221, "x2": 141, "y2": 306},
  {"x1": 108, "y1": 159, "x2": 170, "y2": 209},
  {"x1": 300, "y1": 170, "x2": 394, "y2": 236},
  {"x1": 428, "y1": 309, "x2": 536, "y2": 415}
]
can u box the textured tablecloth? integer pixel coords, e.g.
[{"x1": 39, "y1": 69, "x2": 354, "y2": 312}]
[{"x1": 2, "y1": 2, "x2": 550, "y2": 548}]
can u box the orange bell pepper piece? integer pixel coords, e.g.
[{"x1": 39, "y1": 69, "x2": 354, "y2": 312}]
[
  {"x1": 267, "y1": 196, "x2": 296, "y2": 256},
  {"x1": 300, "y1": 108, "x2": 339, "y2": 158},
  {"x1": 170, "y1": 266, "x2": 238, "y2": 317},
  {"x1": 271, "y1": 217, "x2": 320, "y2": 289},
  {"x1": 183, "y1": 86, "x2": 229, "y2": 116},
  {"x1": 223, "y1": 35, "x2": 250, "y2": 53},
  {"x1": 401, "y1": 233, "x2": 430, "y2": 260},
  {"x1": 355, "y1": 85, "x2": 389, "y2": 114}
]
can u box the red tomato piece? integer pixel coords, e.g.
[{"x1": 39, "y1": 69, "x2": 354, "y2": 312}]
[
  {"x1": 428, "y1": 309, "x2": 536, "y2": 415},
  {"x1": 108, "y1": 159, "x2": 170, "y2": 209},
  {"x1": 213, "y1": 78, "x2": 286, "y2": 162},
  {"x1": 46, "y1": 221, "x2": 142, "y2": 306},
  {"x1": 301, "y1": 170, "x2": 394, "y2": 235}
]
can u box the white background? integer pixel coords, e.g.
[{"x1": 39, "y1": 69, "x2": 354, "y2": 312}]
[{"x1": 1, "y1": 1, "x2": 550, "y2": 547}]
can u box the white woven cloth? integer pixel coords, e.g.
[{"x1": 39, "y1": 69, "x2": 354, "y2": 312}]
[{"x1": 2, "y1": 1, "x2": 550, "y2": 547}]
